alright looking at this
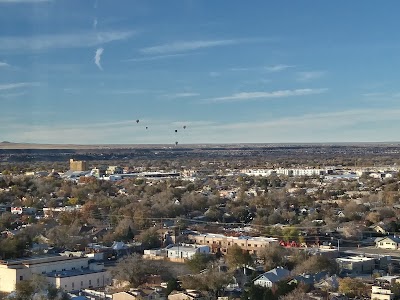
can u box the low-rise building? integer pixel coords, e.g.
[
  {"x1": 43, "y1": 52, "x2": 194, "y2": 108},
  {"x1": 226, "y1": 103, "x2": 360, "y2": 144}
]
[
  {"x1": 188, "y1": 232, "x2": 278, "y2": 255},
  {"x1": 336, "y1": 255, "x2": 375, "y2": 274},
  {"x1": 166, "y1": 244, "x2": 210, "y2": 260},
  {"x1": 253, "y1": 267, "x2": 290, "y2": 288},
  {"x1": 113, "y1": 288, "x2": 165, "y2": 300},
  {"x1": 168, "y1": 290, "x2": 204, "y2": 300},
  {"x1": 0, "y1": 254, "x2": 110, "y2": 293},
  {"x1": 371, "y1": 285, "x2": 395, "y2": 300},
  {"x1": 375, "y1": 236, "x2": 400, "y2": 250}
]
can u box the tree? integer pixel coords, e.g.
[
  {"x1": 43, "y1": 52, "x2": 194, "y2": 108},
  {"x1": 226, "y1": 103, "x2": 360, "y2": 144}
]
[
  {"x1": 241, "y1": 284, "x2": 274, "y2": 300},
  {"x1": 186, "y1": 252, "x2": 214, "y2": 273},
  {"x1": 181, "y1": 265, "x2": 233, "y2": 298},
  {"x1": 293, "y1": 255, "x2": 337, "y2": 275},
  {"x1": 258, "y1": 244, "x2": 287, "y2": 270},
  {"x1": 137, "y1": 227, "x2": 161, "y2": 249},
  {"x1": 278, "y1": 288, "x2": 313, "y2": 300},
  {"x1": 225, "y1": 244, "x2": 253, "y2": 269},
  {"x1": 338, "y1": 277, "x2": 368, "y2": 298},
  {"x1": 165, "y1": 278, "x2": 180, "y2": 296},
  {"x1": 112, "y1": 253, "x2": 172, "y2": 288},
  {"x1": 9, "y1": 275, "x2": 70, "y2": 300}
]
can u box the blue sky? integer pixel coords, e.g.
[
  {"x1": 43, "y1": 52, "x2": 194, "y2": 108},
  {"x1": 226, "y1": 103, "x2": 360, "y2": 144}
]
[{"x1": 1, "y1": 0, "x2": 400, "y2": 144}]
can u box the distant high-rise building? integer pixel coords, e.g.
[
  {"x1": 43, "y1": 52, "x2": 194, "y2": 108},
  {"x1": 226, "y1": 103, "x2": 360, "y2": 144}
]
[{"x1": 69, "y1": 159, "x2": 88, "y2": 171}]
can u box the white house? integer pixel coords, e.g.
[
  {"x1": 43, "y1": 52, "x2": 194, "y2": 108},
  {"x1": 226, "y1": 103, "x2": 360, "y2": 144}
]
[
  {"x1": 166, "y1": 244, "x2": 210, "y2": 260},
  {"x1": 375, "y1": 236, "x2": 400, "y2": 250},
  {"x1": 253, "y1": 267, "x2": 290, "y2": 288}
]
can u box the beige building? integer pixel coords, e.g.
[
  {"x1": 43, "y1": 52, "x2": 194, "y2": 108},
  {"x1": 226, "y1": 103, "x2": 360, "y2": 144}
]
[
  {"x1": 371, "y1": 285, "x2": 395, "y2": 300},
  {"x1": 375, "y1": 236, "x2": 400, "y2": 250},
  {"x1": 113, "y1": 288, "x2": 165, "y2": 300},
  {"x1": 188, "y1": 233, "x2": 278, "y2": 256},
  {"x1": 0, "y1": 254, "x2": 110, "y2": 293},
  {"x1": 168, "y1": 290, "x2": 204, "y2": 300},
  {"x1": 69, "y1": 159, "x2": 88, "y2": 171}
]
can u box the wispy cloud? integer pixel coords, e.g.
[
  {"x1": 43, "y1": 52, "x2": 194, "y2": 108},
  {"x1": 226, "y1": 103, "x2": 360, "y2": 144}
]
[
  {"x1": 94, "y1": 48, "x2": 104, "y2": 70},
  {"x1": 0, "y1": 82, "x2": 39, "y2": 91},
  {"x1": 93, "y1": 18, "x2": 98, "y2": 29},
  {"x1": 123, "y1": 53, "x2": 194, "y2": 62},
  {"x1": 230, "y1": 64, "x2": 293, "y2": 72},
  {"x1": 0, "y1": 61, "x2": 10, "y2": 67},
  {"x1": 0, "y1": 92, "x2": 26, "y2": 99},
  {"x1": 0, "y1": 30, "x2": 135, "y2": 52},
  {"x1": 205, "y1": 88, "x2": 328, "y2": 102},
  {"x1": 140, "y1": 38, "x2": 261, "y2": 55},
  {"x1": 0, "y1": 0, "x2": 51, "y2": 3},
  {"x1": 209, "y1": 71, "x2": 220, "y2": 77},
  {"x1": 265, "y1": 64, "x2": 294, "y2": 72},
  {"x1": 163, "y1": 92, "x2": 199, "y2": 99},
  {"x1": 297, "y1": 71, "x2": 325, "y2": 81}
]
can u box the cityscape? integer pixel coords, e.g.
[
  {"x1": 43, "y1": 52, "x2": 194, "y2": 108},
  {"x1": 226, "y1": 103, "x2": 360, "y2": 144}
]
[{"x1": 1, "y1": 145, "x2": 400, "y2": 299}]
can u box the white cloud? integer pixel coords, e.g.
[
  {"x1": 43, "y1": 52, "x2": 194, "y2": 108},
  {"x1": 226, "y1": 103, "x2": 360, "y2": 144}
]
[
  {"x1": 206, "y1": 88, "x2": 328, "y2": 102},
  {"x1": 297, "y1": 71, "x2": 325, "y2": 81},
  {"x1": 163, "y1": 92, "x2": 199, "y2": 99},
  {"x1": 265, "y1": 64, "x2": 294, "y2": 72},
  {"x1": 94, "y1": 47, "x2": 104, "y2": 70},
  {"x1": 0, "y1": 30, "x2": 135, "y2": 52},
  {"x1": 0, "y1": 61, "x2": 10, "y2": 67},
  {"x1": 0, "y1": 92, "x2": 26, "y2": 99},
  {"x1": 0, "y1": 82, "x2": 39, "y2": 91},
  {"x1": 140, "y1": 38, "x2": 259, "y2": 55},
  {"x1": 93, "y1": 18, "x2": 98, "y2": 29},
  {"x1": 124, "y1": 53, "x2": 194, "y2": 62},
  {"x1": 0, "y1": 0, "x2": 50, "y2": 3}
]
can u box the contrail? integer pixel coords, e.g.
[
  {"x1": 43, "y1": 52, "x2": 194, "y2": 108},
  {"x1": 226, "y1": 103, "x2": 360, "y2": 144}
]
[{"x1": 94, "y1": 47, "x2": 104, "y2": 70}]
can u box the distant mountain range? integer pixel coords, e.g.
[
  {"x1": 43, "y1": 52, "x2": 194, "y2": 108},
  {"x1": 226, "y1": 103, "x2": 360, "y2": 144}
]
[{"x1": 1, "y1": 141, "x2": 400, "y2": 150}]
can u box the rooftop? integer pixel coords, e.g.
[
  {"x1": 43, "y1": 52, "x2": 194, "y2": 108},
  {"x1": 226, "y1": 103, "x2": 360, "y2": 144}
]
[
  {"x1": 337, "y1": 256, "x2": 375, "y2": 262},
  {"x1": 0, "y1": 254, "x2": 87, "y2": 266},
  {"x1": 45, "y1": 268, "x2": 106, "y2": 278}
]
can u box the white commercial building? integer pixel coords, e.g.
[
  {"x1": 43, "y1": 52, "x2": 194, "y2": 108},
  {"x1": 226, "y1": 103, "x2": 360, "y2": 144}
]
[
  {"x1": 166, "y1": 244, "x2": 210, "y2": 260},
  {"x1": 0, "y1": 254, "x2": 110, "y2": 293}
]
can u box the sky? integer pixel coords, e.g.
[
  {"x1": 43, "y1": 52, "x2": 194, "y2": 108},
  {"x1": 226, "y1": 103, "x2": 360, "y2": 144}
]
[{"x1": 1, "y1": 0, "x2": 400, "y2": 144}]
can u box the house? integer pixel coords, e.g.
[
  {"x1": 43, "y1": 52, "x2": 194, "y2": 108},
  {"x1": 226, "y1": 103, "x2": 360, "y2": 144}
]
[
  {"x1": 113, "y1": 288, "x2": 165, "y2": 300},
  {"x1": 314, "y1": 275, "x2": 339, "y2": 291},
  {"x1": 253, "y1": 267, "x2": 290, "y2": 288},
  {"x1": 288, "y1": 271, "x2": 327, "y2": 286},
  {"x1": 168, "y1": 290, "x2": 204, "y2": 300},
  {"x1": 370, "y1": 223, "x2": 390, "y2": 234},
  {"x1": 375, "y1": 236, "x2": 400, "y2": 250}
]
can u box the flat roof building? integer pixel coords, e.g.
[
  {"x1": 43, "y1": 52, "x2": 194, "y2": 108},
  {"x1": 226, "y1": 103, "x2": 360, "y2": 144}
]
[
  {"x1": 0, "y1": 254, "x2": 110, "y2": 293},
  {"x1": 188, "y1": 232, "x2": 278, "y2": 256},
  {"x1": 69, "y1": 159, "x2": 88, "y2": 172}
]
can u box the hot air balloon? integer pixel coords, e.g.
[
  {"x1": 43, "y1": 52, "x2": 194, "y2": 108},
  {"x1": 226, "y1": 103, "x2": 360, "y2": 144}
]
[
  {"x1": 146, "y1": 126, "x2": 148, "y2": 130},
  {"x1": 183, "y1": 125, "x2": 186, "y2": 129},
  {"x1": 175, "y1": 129, "x2": 178, "y2": 133},
  {"x1": 175, "y1": 141, "x2": 178, "y2": 146},
  {"x1": 136, "y1": 119, "x2": 139, "y2": 124}
]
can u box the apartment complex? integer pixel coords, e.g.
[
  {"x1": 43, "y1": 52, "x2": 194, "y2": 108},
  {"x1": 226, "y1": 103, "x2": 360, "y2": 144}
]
[
  {"x1": 242, "y1": 168, "x2": 329, "y2": 177},
  {"x1": 0, "y1": 254, "x2": 110, "y2": 293},
  {"x1": 69, "y1": 159, "x2": 88, "y2": 172},
  {"x1": 188, "y1": 233, "x2": 278, "y2": 255}
]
